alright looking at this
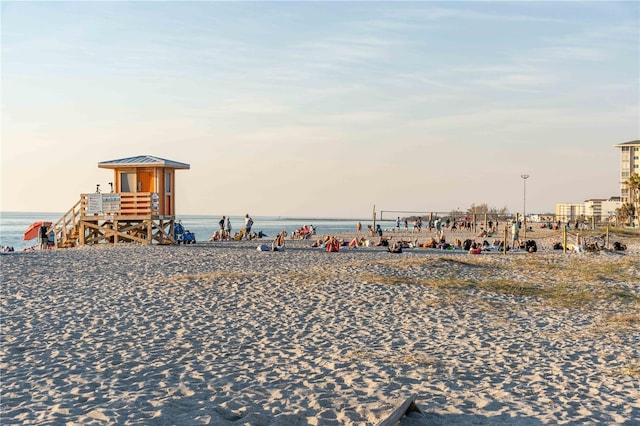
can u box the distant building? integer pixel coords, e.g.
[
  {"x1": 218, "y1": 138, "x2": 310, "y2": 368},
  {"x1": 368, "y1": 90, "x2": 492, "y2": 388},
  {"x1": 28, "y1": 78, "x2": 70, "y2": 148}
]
[
  {"x1": 556, "y1": 197, "x2": 621, "y2": 223},
  {"x1": 555, "y1": 203, "x2": 585, "y2": 223},
  {"x1": 613, "y1": 140, "x2": 640, "y2": 204},
  {"x1": 584, "y1": 199, "x2": 606, "y2": 221},
  {"x1": 585, "y1": 198, "x2": 621, "y2": 222}
]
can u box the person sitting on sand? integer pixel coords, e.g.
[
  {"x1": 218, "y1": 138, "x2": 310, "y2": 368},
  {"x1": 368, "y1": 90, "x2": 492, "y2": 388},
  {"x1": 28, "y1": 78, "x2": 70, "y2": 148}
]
[
  {"x1": 395, "y1": 238, "x2": 416, "y2": 248},
  {"x1": 438, "y1": 238, "x2": 451, "y2": 250},
  {"x1": 421, "y1": 237, "x2": 438, "y2": 248},
  {"x1": 348, "y1": 237, "x2": 366, "y2": 248},
  {"x1": 272, "y1": 231, "x2": 286, "y2": 251},
  {"x1": 325, "y1": 236, "x2": 340, "y2": 252},
  {"x1": 209, "y1": 230, "x2": 221, "y2": 241},
  {"x1": 570, "y1": 233, "x2": 585, "y2": 254},
  {"x1": 477, "y1": 228, "x2": 487, "y2": 238},
  {"x1": 374, "y1": 236, "x2": 390, "y2": 247},
  {"x1": 469, "y1": 241, "x2": 482, "y2": 255},
  {"x1": 388, "y1": 241, "x2": 403, "y2": 253}
]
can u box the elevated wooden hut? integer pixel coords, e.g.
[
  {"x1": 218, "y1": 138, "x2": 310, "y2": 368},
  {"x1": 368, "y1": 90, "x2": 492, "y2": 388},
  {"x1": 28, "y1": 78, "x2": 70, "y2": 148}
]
[{"x1": 50, "y1": 155, "x2": 190, "y2": 247}]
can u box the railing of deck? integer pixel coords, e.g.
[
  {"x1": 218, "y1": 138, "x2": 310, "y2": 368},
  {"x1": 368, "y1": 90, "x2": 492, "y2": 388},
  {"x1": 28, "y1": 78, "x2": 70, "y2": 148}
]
[{"x1": 80, "y1": 192, "x2": 160, "y2": 216}]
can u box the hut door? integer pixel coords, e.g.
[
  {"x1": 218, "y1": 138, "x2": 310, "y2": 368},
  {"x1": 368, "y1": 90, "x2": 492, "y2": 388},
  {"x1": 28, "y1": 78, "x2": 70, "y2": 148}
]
[{"x1": 138, "y1": 170, "x2": 154, "y2": 192}]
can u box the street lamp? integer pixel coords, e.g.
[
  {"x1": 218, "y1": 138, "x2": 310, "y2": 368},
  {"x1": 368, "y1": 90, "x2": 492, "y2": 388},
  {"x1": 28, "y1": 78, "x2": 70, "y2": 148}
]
[{"x1": 521, "y1": 174, "x2": 530, "y2": 239}]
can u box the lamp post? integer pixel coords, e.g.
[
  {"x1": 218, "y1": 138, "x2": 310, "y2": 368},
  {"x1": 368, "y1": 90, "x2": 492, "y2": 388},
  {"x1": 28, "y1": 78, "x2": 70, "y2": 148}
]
[{"x1": 521, "y1": 174, "x2": 530, "y2": 239}]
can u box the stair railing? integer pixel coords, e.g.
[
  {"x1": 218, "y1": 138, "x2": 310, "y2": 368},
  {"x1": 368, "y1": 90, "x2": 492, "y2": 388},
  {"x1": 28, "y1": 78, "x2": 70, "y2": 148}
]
[{"x1": 49, "y1": 198, "x2": 82, "y2": 248}]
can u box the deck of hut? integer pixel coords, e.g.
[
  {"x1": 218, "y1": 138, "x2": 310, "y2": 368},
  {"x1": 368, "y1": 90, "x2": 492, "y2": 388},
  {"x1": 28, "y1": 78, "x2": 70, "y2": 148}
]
[{"x1": 49, "y1": 155, "x2": 190, "y2": 248}]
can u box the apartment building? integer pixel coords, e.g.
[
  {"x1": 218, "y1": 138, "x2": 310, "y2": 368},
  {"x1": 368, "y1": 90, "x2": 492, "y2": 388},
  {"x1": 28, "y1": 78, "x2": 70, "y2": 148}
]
[
  {"x1": 614, "y1": 140, "x2": 640, "y2": 204},
  {"x1": 555, "y1": 203, "x2": 585, "y2": 223},
  {"x1": 556, "y1": 197, "x2": 621, "y2": 223}
]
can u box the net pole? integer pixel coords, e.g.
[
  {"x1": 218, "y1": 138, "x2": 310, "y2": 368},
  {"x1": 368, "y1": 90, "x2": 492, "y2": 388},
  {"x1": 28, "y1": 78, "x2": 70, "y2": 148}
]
[{"x1": 372, "y1": 205, "x2": 376, "y2": 231}]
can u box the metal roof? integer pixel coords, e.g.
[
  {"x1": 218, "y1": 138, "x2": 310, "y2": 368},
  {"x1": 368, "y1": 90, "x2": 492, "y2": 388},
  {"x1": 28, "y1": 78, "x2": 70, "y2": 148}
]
[
  {"x1": 614, "y1": 140, "x2": 640, "y2": 147},
  {"x1": 98, "y1": 155, "x2": 190, "y2": 169}
]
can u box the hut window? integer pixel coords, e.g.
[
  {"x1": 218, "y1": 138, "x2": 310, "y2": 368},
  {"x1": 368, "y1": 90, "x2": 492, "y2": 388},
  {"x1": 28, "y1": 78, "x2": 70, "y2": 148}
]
[
  {"x1": 121, "y1": 172, "x2": 136, "y2": 192},
  {"x1": 165, "y1": 172, "x2": 171, "y2": 193}
]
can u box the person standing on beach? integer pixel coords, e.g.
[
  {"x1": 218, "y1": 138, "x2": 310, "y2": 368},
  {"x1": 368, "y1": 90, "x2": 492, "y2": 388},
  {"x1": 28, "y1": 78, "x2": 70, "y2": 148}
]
[
  {"x1": 357, "y1": 221, "x2": 362, "y2": 235},
  {"x1": 511, "y1": 221, "x2": 520, "y2": 250},
  {"x1": 224, "y1": 216, "x2": 232, "y2": 240},
  {"x1": 39, "y1": 225, "x2": 48, "y2": 250},
  {"x1": 396, "y1": 217, "x2": 401, "y2": 231},
  {"x1": 244, "y1": 214, "x2": 254, "y2": 239},
  {"x1": 218, "y1": 216, "x2": 226, "y2": 240}
]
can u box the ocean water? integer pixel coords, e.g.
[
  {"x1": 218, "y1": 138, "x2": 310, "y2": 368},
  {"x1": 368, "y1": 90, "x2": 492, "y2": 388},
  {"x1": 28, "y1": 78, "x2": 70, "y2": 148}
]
[{"x1": 0, "y1": 212, "x2": 381, "y2": 251}]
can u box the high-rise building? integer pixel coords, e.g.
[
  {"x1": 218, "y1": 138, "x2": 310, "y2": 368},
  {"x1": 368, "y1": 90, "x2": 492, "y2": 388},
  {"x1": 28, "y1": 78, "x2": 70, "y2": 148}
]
[{"x1": 614, "y1": 140, "x2": 640, "y2": 204}]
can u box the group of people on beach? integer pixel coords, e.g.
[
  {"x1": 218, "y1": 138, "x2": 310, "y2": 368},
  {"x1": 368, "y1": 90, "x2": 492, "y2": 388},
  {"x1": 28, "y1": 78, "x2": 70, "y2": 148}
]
[
  {"x1": 203, "y1": 213, "x2": 540, "y2": 255},
  {"x1": 201, "y1": 215, "x2": 629, "y2": 255},
  {"x1": 209, "y1": 214, "x2": 255, "y2": 241},
  {"x1": 343, "y1": 217, "x2": 538, "y2": 254},
  {"x1": 391, "y1": 216, "x2": 493, "y2": 233},
  {"x1": 291, "y1": 225, "x2": 316, "y2": 239}
]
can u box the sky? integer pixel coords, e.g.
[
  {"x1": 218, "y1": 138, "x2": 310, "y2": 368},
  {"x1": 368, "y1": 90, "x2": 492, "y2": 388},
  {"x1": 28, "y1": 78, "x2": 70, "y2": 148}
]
[{"x1": 1, "y1": 1, "x2": 638, "y2": 219}]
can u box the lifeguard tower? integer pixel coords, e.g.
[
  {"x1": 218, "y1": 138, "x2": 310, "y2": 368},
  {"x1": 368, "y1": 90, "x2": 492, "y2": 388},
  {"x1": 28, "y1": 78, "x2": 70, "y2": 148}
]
[{"x1": 50, "y1": 155, "x2": 190, "y2": 247}]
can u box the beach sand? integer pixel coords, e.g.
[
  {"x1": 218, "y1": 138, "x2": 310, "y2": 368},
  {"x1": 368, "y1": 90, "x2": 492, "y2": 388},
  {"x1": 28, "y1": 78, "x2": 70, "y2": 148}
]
[{"x1": 1, "y1": 228, "x2": 639, "y2": 425}]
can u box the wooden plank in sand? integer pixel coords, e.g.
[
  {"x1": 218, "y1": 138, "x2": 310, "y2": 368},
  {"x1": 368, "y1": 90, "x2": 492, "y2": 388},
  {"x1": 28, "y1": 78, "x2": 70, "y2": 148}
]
[{"x1": 378, "y1": 395, "x2": 423, "y2": 426}]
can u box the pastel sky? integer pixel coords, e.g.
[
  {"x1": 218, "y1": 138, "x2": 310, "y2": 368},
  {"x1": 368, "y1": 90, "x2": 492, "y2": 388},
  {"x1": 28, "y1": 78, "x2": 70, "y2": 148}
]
[{"x1": 2, "y1": 1, "x2": 638, "y2": 218}]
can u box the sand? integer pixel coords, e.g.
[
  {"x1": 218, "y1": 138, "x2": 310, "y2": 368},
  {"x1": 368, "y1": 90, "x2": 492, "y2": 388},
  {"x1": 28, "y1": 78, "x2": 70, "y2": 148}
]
[{"x1": 1, "y1": 228, "x2": 639, "y2": 425}]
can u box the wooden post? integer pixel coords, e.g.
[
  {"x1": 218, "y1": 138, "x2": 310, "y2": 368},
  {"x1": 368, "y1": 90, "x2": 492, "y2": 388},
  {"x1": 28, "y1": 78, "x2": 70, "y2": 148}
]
[
  {"x1": 372, "y1": 205, "x2": 376, "y2": 232},
  {"x1": 79, "y1": 222, "x2": 85, "y2": 246},
  {"x1": 379, "y1": 395, "x2": 422, "y2": 426},
  {"x1": 147, "y1": 219, "x2": 153, "y2": 244},
  {"x1": 503, "y1": 226, "x2": 508, "y2": 255},
  {"x1": 473, "y1": 212, "x2": 477, "y2": 233},
  {"x1": 563, "y1": 226, "x2": 567, "y2": 254}
]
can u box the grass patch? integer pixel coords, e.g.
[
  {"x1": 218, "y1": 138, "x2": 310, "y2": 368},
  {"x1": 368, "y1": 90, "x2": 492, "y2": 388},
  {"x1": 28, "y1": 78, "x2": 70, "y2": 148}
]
[
  {"x1": 360, "y1": 274, "x2": 640, "y2": 308},
  {"x1": 612, "y1": 362, "x2": 640, "y2": 378},
  {"x1": 605, "y1": 313, "x2": 640, "y2": 325},
  {"x1": 597, "y1": 313, "x2": 640, "y2": 333},
  {"x1": 605, "y1": 227, "x2": 640, "y2": 238}
]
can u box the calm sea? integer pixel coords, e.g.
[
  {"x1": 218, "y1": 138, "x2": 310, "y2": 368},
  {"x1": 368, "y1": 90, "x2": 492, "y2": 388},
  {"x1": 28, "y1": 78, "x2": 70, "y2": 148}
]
[{"x1": 0, "y1": 212, "x2": 382, "y2": 251}]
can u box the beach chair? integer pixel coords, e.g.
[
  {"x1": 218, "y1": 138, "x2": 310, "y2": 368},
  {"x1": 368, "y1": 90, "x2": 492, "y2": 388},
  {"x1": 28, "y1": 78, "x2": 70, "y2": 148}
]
[
  {"x1": 183, "y1": 230, "x2": 196, "y2": 244},
  {"x1": 174, "y1": 222, "x2": 186, "y2": 244},
  {"x1": 233, "y1": 228, "x2": 246, "y2": 241}
]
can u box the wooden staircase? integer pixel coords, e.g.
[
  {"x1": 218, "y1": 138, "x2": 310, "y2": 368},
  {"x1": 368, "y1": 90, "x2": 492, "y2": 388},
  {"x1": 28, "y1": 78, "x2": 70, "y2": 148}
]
[{"x1": 49, "y1": 199, "x2": 82, "y2": 248}]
